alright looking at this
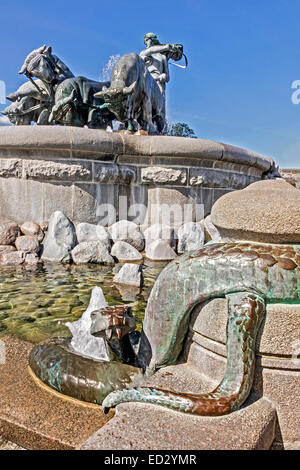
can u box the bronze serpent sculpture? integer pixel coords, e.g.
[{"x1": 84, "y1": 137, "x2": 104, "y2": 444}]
[
  {"x1": 29, "y1": 306, "x2": 143, "y2": 404},
  {"x1": 102, "y1": 242, "x2": 300, "y2": 416}
]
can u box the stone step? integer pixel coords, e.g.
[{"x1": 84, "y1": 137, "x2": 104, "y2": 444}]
[
  {"x1": 78, "y1": 363, "x2": 277, "y2": 450},
  {"x1": 0, "y1": 336, "x2": 114, "y2": 450}
]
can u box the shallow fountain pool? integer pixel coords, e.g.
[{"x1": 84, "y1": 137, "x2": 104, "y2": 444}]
[{"x1": 0, "y1": 261, "x2": 166, "y2": 344}]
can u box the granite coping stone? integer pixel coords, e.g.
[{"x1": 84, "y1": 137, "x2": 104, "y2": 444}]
[
  {"x1": 0, "y1": 336, "x2": 114, "y2": 450},
  {"x1": 78, "y1": 363, "x2": 277, "y2": 450},
  {"x1": 0, "y1": 126, "x2": 273, "y2": 171}
]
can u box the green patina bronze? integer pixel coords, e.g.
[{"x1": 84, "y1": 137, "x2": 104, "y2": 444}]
[
  {"x1": 102, "y1": 242, "x2": 300, "y2": 416},
  {"x1": 29, "y1": 305, "x2": 143, "y2": 404}
]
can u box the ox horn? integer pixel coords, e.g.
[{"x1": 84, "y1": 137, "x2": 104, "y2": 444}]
[
  {"x1": 123, "y1": 81, "x2": 137, "y2": 95},
  {"x1": 18, "y1": 63, "x2": 27, "y2": 75}
]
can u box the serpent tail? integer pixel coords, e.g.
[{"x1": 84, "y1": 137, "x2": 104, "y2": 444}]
[{"x1": 102, "y1": 292, "x2": 265, "y2": 416}]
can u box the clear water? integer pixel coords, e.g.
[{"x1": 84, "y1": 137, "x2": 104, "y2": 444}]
[{"x1": 0, "y1": 261, "x2": 166, "y2": 344}]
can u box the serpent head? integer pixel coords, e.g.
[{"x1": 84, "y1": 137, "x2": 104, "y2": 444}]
[{"x1": 90, "y1": 305, "x2": 136, "y2": 341}]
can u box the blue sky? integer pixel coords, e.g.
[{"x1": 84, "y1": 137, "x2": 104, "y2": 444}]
[{"x1": 0, "y1": 0, "x2": 300, "y2": 168}]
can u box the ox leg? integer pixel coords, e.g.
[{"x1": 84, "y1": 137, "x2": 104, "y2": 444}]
[{"x1": 142, "y1": 99, "x2": 156, "y2": 134}]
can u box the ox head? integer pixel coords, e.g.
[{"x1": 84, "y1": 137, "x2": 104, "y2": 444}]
[
  {"x1": 19, "y1": 45, "x2": 55, "y2": 84},
  {"x1": 94, "y1": 81, "x2": 136, "y2": 122},
  {"x1": 1, "y1": 97, "x2": 35, "y2": 125},
  {"x1": 90, "y1": 305, "x2": 136, "y2": 341}
]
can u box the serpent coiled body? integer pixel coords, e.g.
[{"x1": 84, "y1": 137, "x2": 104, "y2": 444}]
[{"x1": 103, "y1": 242, "x2": 300, "y2": 416}]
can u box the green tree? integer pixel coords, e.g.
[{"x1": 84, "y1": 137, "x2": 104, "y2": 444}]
[{"x1": 168, "y1": 122, "x2": 197, "y2": 138}]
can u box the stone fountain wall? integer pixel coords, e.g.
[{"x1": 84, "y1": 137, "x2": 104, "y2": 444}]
[{"x1": 0, "y1": 126, "x2": 275, "y2": 225}]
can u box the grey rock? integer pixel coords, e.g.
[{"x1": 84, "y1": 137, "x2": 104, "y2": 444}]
[
  {"x1": 40, "y1": 221, "x2": 48, "y2": 232},
  {"x1": 15, "y1": 235, "x2": 40, "y2": 253},
  {"x1": 111, "y1": 241, "x2": 143, "y2": 262},
  {"x1": 109, "y1": 220, "x2": 144, "y2": 251},
  {"x1": 0, "y1": 219, "x2": 19, "y2": 245},
  {"x1": 146, "y1": 240, "x2": 177, "y2": 261},
  {"x1": 177, "y1": 222, "x2": 205, "y2": 254},
  {"x1": 94, "y1": 163, "x2": 136, "y2": 184},
  {"x1": 113, "y1": 263, "x2": 143, "y2": 287},
  {"x1": 0, "y1": 245, "x2": 16, "y2": 254},
  {"x1": 76, "y1": 223, "x2": 110, "y2": 247},
  {"x1": 0, "y1": 251, "x2": 25, "y2": 266},
  {"x1": 20, "y1": 221, "x2": 44, "y2": 242},
  {"x1": 144, "y1": 224, "x2": 176, "y2": 250},
  {"x1": 25, "y1": 253, "x2": 42, "y2": 265},
  {"x1": 71, "y1": 241, "x2": 114, "y2": 265},
  {"x1": 41, "y1": 211, "x2": 76, "y2": 263},
  {"x1": 23, "y1": 159, "x2": 91, "y2": 181},
  {"x1": 142, "y1": 167, "x2": 187, "y2": 185},
  {"x1": 204, "y1": 215, "x2": 222, "y2": 242},
  {"x1": 0, "y1": 159, "x2": 21, "y2": 178}
]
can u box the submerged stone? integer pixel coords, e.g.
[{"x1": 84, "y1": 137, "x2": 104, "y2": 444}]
[{"x1": 113, "y1": 263, "x2": 143, "y2": 288}]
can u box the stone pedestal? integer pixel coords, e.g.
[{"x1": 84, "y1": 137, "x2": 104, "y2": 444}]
[
  {"x1": 184, "y1": 299, "x2": 300, "y2": 449},
  {"x1": 0, "y1": 126, "x2": 273, "y2": 225}
]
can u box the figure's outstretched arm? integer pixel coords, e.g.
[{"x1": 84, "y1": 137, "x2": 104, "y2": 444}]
[{"x1": 140, "y1": 44, "x2": 172, "y2": 58}]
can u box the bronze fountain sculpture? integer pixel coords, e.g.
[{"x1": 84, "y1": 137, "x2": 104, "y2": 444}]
[{"x1": 6, "y1": 35, "x2": 298, "y2": 420}]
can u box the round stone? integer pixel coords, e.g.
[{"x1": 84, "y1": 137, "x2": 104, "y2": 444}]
[
  {"x1": 211, "y1": 180, "x2": 300, "y2": 243},
  {"x1": 15, "y1": 235, "x2": 40, "y2": 253},
  {"x1": 20, "y1": 221, "x2": 44, "y2": 242},
  {"x1": 0, "y1": 219, "x2": 19, "y2": 245}
]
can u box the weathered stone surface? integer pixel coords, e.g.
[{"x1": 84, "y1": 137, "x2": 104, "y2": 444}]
[
  {"x1": 211, "y1": 180, "x2": 300, "y2": 243},
  {"x1": 281, "y1": 170, "x2": 300, "y2": 189},
  {"x1": 20, "y1": 221, "x2": 44, "y2": 242},
  {"x1": 141, "y1": 166, "x2": 187, "y2": 185},
  {"x1": 76, "y1": 223, "x2": 110, "y2": 247},
  {"x1": 94, "y1": 163, "x2": 136, "y2": 184},
  {"x1": 144, "y1": 224, "x2": 176, "y2": 250},
  {"x1": 0, "y1": 219, "x2": 19, "y2": 245},
  {"x1": 15, "y1": 235, "x2": 40, "y2": 254},
  {"x1": 0, "y1": 336, "x2": 114, "y2": 450},
  {"x1": 41, "y1": 211, "x2": 76, "y2": 263},
  {"x1": 0, "y1": 245, "x2": 16, "y2": 254},
  {"x1": 40, "y1": 221, "x2": 48, "y2": 232},
  {"x1": 113, "y1": 263, "x2": 143, "y2": 287},
  {"x1": 0, "y1": 159, "x2": 20, "y2": 178},
  {"x1": 203, "y1": 215, "x2": 222, "y2": 242},
  {"x1": 23, "y1": 159, "x2": 92, "y2": 181},
  {"x1": 109, "y1": 220, "x2": 144, "y2": 251},
  {"x1": 142, "y1": 187, "x2": 193, "y2": 227},
  {"x1": 0, "y1": 251, "x2": 25, "y2": 265},
  {"x1": 79, "y1": 364, "x2": 276, "y2": 450},
  {"x1": 189, "y1": 168, "x2": 248, "y2": 189},
  {"x1": 0, "y1": 436, "x2": 24, "y2": 450},
  {"x1": 111, "y1": 241, "x2": 143, "y2": 262},
  {"x1": 0, "y1": 127, "x2": 272, "y2": 172},
  {"x1": 146, "y1": 240, "x2": 177, "y2": 261},
  {"x1": 177, "y1": 222, "x2": 205, "y2": 254},
  {"x1": 0, "y1": 128, "x2": 275, "y2": 225},
  {"x1": 25, "y1": 253, "x2": 42, "y2": 265},
  {"x1": 71, "y1": 241, "x2": 114, "y2": 265}
]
